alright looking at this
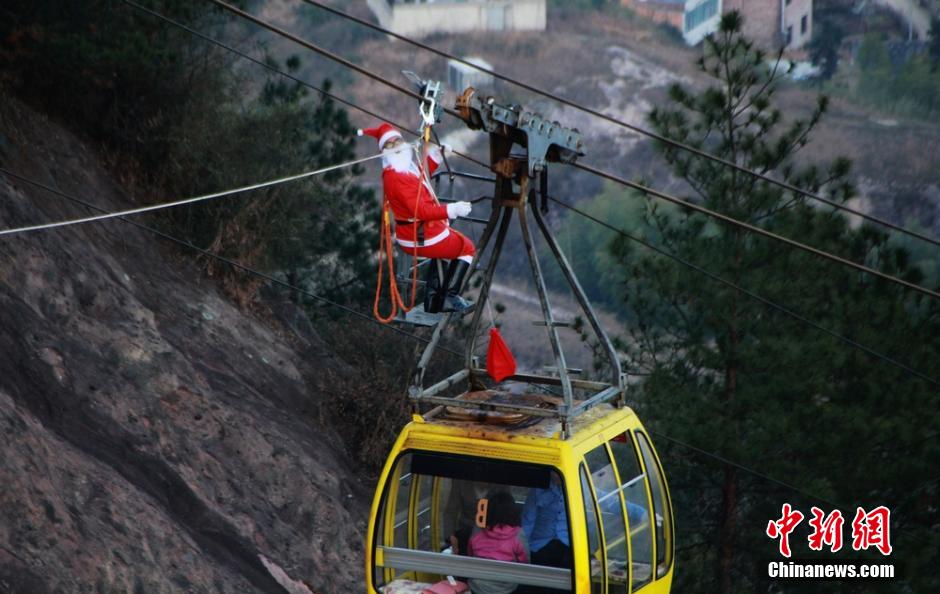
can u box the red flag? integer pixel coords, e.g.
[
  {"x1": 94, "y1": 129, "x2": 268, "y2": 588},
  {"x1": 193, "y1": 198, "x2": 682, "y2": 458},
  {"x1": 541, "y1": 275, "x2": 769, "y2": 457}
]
[{"x1": 486, "y1": 327, "x2": 517, "y2": 382}]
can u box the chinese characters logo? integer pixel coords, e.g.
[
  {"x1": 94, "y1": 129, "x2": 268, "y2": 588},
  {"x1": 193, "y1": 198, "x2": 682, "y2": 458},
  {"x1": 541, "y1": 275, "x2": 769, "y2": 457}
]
[{"x1": 766, "y1": 504, "x2": 891, "y2": 557}]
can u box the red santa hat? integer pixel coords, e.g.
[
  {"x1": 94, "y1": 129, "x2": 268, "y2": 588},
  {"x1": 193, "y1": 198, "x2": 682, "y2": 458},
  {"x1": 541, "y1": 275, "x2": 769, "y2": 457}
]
[{"x1": 357, "y1": 123, "x2": 403, "y2": 149}]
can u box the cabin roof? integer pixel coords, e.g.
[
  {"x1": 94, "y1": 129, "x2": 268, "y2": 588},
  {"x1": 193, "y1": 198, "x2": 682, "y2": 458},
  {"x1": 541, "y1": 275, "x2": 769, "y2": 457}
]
[{"x1": 415, "y1": 389, "x2": 635, "y2": 445}]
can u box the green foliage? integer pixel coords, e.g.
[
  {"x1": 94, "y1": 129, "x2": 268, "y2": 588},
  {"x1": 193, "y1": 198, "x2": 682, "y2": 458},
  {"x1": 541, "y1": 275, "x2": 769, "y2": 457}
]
[
  {"x1": 160, "y1": 65, "x2": 378, "y2": 307},
  {"x1": 545, "y1": 183, "x2": 641, "y2": 309},
  {"x1": 930, "y1": 17, "x2": 940, "y2": 68},
  {"x1": 808, "y1": 18, "x2": 845, "y2": 80},
  {"x1": 853, "y1": 33, "x2": 940, "y2": 117},
  {"x1": 1, "y1": 1, "x2": 378, "y2": 307},
  {"x1": 613, "y1": 12, "x2": 940, "y2": 593},
  {"x1": 0, "y1": 1, "x2": 240, "y2": 167}
]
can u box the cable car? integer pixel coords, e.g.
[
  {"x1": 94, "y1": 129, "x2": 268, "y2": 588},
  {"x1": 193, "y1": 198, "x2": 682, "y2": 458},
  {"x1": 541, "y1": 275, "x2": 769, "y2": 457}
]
[
  {"x1": 366, "y1": 393, "x2": 675, "y2": 593},
  {"x1": 366, "y1": 83, "x2": 674, "y2": 593}
]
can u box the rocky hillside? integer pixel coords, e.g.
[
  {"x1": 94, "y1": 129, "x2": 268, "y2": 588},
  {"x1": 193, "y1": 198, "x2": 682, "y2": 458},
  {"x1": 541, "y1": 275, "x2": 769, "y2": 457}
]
[{"x1": 0, "y1": 99, "x2": 370, "y2": 593}]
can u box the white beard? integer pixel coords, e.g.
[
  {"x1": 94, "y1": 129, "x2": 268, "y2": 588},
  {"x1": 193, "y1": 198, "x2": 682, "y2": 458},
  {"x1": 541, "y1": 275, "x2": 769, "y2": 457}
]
[{"x1": 382, "y1": 146, "x2": 419, "y2": 175}]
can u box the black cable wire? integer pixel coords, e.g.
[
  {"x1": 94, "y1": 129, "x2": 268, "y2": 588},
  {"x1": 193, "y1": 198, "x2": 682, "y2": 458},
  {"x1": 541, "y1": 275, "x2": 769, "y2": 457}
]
[
  {"x1": 573, "y1": 161, "x2": 940, "y2": 301},
  {"x1": 126, "y1": 1, "x2": 411, "y2": 135},
  {"x1": 141, "y1": 2, "x2": 939, "y2": 386},
  {"x1": 549, "y1": 196, "x2": 940, "y2": 388},
  {"x1": 124, "y1": 2, "x2": 934, "y2": 525},
  {"x1": 651, "y1": 431, "x2": 847, "y2": 510},
  {"x1": 0, "y1": 167, "x2": 462, "y2": 357},
  {"x1": 127, "y1": 0, "x2": 495, "y2": 177},
  {"x1": 297, "y1": 0, "x2": 940, "y2": 250},
  {"x1": 205, "y1": 0, "x2": 940, "y2": 302}
]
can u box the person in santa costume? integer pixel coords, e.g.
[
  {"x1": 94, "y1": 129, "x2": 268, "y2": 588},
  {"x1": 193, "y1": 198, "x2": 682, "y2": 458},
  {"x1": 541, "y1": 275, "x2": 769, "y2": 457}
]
[{"x1": 360, "y1": 122, "x2": 476, "y2": 313}]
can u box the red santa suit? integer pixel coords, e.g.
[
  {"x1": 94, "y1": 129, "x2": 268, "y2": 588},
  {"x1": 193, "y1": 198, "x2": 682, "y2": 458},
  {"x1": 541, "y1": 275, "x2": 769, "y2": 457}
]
[{"x1": 361, "y1": 124, "x2": 476, "y2": 263}]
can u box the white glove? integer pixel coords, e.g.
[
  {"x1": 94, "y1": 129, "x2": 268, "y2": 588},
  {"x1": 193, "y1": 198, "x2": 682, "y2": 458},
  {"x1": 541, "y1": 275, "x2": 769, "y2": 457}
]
[
  {"x1": 441, "y1": 143, "x2": 453, "y2": 155},
  {"x1": 446, "y1": 201, "x2": 472, "y2": 219}
]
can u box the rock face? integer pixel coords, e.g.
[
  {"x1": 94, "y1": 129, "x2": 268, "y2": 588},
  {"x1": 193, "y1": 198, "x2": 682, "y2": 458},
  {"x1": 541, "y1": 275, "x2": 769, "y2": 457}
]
[{"x1": 0, "y1": 99, "x2": 370, "y2": 593}]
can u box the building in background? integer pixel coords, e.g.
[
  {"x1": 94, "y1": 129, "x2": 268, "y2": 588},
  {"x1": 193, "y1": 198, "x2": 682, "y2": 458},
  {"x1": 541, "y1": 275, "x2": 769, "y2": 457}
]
[
  {"x1": 366, "y1": 0, "x2": 546, "y2": 37},
  {"x1": 724, "y1": 0, "x2": 814, "y2": 50},
  {"x1": 621, "y1": 0, "x2": 723, "y2": 45},
  {"x1": 622, "y1": 0, "x2": 814, "y2": 50}
]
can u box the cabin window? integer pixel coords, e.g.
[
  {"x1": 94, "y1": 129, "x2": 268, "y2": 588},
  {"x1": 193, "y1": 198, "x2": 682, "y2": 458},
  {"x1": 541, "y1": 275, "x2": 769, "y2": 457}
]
[
  {"x1": 372, "y1": 451, "x2": 574, "y2": 593},
  {"x1": 580, "y1": 465, "x2": 605, "y2": 594},
  {"x1": 636, "y1": 432, "x2": 674, "y2": 577},
  {"x1": 608, "y1": 433, "x2": 654, "y2": 590},
  {"x1": 584, "y1": 444, "x2": 631, "y2": 594}
]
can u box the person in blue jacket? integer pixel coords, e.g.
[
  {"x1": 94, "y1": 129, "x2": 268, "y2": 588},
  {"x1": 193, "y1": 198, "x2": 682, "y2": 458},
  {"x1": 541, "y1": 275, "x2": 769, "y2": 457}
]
[{"x1": 521, "y1": 474, "x2": 571, "y2": 569}]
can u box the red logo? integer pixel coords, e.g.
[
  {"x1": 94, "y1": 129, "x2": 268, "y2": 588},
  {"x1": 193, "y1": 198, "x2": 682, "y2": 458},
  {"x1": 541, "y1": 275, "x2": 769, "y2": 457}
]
[
  {"x1": 766, "y1": 503, "x2": 804, "y2": 558},
  {"x1": 808, "y1": 506, "x2": 844, "y2": 553},
  {"x1": 767, "y1": 504, "x2": 892, "y2": 557},
  {"x1": 851, "y1": 506, "x2": 892, "y2": 555}
]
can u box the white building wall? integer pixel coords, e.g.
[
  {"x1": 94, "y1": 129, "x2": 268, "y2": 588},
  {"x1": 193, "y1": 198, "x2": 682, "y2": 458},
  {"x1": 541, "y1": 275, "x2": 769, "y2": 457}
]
[
  {"x1": 682, "y1": 0, "x2": 723, "y2": 45},
  {"x1": 367, "y1": 0, "x2": 546, "y2": 37},
  {"x1": 783, "y1": 0, "x2": 814, "y2": 49}
]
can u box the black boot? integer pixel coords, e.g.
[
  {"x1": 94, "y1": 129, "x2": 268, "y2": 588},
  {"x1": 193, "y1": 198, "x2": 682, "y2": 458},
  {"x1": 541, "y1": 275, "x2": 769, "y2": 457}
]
[
  {"x1": 424, "y1": 259, "x2": 448, "y2": 313},
  {"x1": 440, "y1": 259, "x2": 474, "y2": 313}
]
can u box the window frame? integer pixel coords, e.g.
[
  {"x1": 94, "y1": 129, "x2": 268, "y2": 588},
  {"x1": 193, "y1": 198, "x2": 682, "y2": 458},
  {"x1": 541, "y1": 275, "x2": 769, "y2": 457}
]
[
  {"x1": 580, "y1": 463, "x2": 607, "y2": 594},
  {"x1": 633, "y1": 430, "x2": 675, "y2": 580},
  {"x1": 586, "y1": 442, "x2": 635, "y2": 593},
  {"x1": 370, "y1": 449, "x2": 577, "y2": 593}
]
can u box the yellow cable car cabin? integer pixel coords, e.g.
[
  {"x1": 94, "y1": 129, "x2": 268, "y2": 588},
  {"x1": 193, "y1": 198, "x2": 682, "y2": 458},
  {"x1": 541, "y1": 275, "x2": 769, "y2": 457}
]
[
  {"x1": 366, "y1": 394, "x2": 674, "y2": 594},
  {"x1": 366, "y1": 84, "x2": 674, "y2": 593}
]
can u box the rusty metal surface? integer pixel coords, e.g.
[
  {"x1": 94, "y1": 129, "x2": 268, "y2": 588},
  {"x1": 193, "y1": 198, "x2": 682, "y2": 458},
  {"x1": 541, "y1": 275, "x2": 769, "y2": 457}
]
[
  {"x1": 423, "y1": 390, "x2": 623, "y2": 440},
  {"x1": 492, "y1": 157, "x2": 522, "y2": 179},
  {"x1": 456, "y1": 86, "x2": 477, "y2": 124}
]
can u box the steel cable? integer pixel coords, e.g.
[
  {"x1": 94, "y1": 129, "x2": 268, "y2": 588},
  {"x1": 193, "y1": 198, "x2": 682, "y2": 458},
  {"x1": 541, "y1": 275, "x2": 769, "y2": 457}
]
[
  {"x1": 109, "y1": 2, "x2": 938, "y2": 524},
  {"x1": 205, "y1": 0, "x2": 940, "y2": 301},
  {"x1": 297, "y1": 0, "x2": 940, "y2": 249},
  {"x1": 0, "y1": 153, "x2": 383, "y2": 236},
  {"x1": 0, "y1": 167, "x2": 462, "y2": 357},
  {"x1": 549, "y1": 195, "x2": 940, "y2": 388},
  {"x1": 132, "y1": 2, "x2": 939, "y2": 386}
]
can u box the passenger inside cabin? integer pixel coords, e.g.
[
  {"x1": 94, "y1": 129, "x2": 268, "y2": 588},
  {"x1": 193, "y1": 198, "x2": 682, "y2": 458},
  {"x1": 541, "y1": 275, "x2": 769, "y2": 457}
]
[
  {"x1": 521, "y1": 474, "x2": 571, "y2": 569},
  {"x1": 467, "y1": 491, "x2": 529, "y2": 594},
  {"x1": 442, "y1": 479, "x2": 491, "y2": 540},
  {"x1": 446, "y1": 526, "x2": 472, "y2": 556}
]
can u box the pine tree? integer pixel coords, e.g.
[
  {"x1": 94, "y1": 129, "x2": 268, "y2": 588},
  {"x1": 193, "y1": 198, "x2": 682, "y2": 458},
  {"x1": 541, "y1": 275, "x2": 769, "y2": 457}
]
[
  {"x1": 808, "y1": 18, "x2": 845, "y2": 80},
  {"x1": 610, "y1": 12, "x2": 940, "y2": 593},
  {"x1": 929, "y1": 16, "x2": 940, "y2": 70}
]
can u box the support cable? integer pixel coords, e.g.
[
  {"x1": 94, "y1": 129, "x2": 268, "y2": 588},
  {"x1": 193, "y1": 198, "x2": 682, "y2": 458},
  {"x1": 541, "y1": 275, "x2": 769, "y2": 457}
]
[
  {"x1": 127, "y1": 0, "x2": 410, "y2": 132},
  {"x1": 135, "y1": 1, "x2": 938, "y2": 386},
  {"x1": 651, "y1": 431, "x2": 846, "y2": 510},
  {"x1": 114, "y1": 3, "x2": 935, "y2": 524},
  {"x1": 549, "y1": 195, "x2": 940, "y2": 388},
  {"x1": 0, "y1": 167, "x2": 461, "y2": 357},
  {"x1": 0, "y1": 152, "x2": 383, "y2": 237},
  {"x1": 573, "y1": 162, "x2": 940, "y2": 301},
  {"x1": 128, "y1": 0, "x2": 494, "y2": 172},
  {"x1": 204, "y1": 0, "x2": 940, "y2": 301},
  {"x1": 297, "y1": 0, "x2": 940, "y2": 249},
  {"x1": 198, "y1": 1, "x2": 491, "y2": 168}
]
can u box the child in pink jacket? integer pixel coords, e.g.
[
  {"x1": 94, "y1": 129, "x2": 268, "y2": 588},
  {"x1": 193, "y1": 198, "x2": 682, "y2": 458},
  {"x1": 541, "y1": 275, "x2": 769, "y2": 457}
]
[{"x1": 467, "y1": 491, "x2": 529, "y2": 594}]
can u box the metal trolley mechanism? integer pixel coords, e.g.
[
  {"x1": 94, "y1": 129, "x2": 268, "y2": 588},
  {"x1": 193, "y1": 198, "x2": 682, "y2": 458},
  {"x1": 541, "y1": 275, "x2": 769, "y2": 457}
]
[
  {"x1": 408, "y1": 84, "x2": 627, "y2": 438},
  {"x1": 366, "y1": 79, "x2": 675, "y2": 594}
]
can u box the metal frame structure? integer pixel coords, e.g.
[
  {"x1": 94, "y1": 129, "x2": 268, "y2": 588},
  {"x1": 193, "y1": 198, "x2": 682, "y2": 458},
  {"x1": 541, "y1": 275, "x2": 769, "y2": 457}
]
[{"x1": 409, "y1": 87, "x2": 626, "y2": 436}]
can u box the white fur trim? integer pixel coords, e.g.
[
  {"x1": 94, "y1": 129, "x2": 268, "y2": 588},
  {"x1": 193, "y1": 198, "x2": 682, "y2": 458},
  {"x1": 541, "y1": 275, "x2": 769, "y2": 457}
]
[
  {"x1": 396, "y1": 228, "x2": 450, "y2": 248},
  {"x1": 357, "y1": 129, "x2": 364, "y2": 136},
  {"x1": 378, "y1": 129, "x2": 403, "y2": 148}
]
